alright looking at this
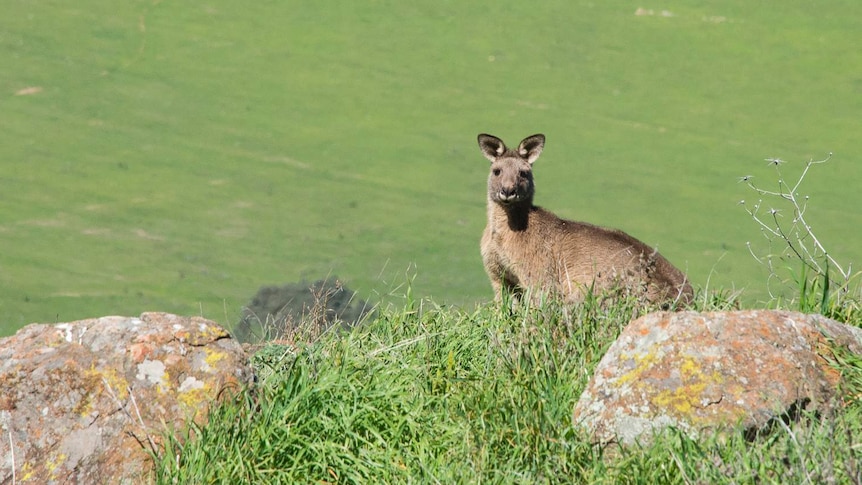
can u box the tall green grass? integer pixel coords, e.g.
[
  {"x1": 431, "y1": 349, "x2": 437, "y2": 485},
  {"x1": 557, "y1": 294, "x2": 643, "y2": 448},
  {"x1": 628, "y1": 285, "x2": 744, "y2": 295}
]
[{"x1": 152, "y1": 290, "x2": 862, "y2": 483}]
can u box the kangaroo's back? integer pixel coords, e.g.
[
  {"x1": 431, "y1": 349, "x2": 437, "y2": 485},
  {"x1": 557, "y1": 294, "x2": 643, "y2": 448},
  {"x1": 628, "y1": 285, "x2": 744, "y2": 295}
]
[{"x1": 477, "y1": 133, "x2": 693, "y2": 306}]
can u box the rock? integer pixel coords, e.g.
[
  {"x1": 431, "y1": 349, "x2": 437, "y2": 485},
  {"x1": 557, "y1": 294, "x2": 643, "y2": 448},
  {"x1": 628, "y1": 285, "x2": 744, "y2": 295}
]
[
  {"x1": 573, "y1": 310, "x2": 862, "y2": 445},
  {"x1": 0, "y1": 313, "x2": 253, "y2": 484}
]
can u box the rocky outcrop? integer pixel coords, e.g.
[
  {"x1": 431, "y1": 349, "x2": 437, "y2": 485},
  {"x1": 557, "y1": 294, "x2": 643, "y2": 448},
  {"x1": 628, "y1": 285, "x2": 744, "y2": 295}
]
[
  {"x1": 573, "y1": 310, "x2": 862, "y2": 445},
  {"x1": 0, "y1": 313, "x2": 253, "y2": 484}
]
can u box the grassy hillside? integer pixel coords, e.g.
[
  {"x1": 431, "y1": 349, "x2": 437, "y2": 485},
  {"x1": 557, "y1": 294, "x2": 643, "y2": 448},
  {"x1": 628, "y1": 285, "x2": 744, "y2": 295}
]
[
  {"x1": 152, "y1": 295, "x2": 862, "y2": 483},
  {"x1": 2, "y1": 1, "x2": 861, "y2": 334}
]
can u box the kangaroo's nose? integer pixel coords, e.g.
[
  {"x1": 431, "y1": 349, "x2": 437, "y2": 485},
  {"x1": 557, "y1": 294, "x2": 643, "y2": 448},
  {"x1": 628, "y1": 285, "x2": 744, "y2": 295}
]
[{"x1": 500, "y1": 186, "x2": 517, "y2": 200}]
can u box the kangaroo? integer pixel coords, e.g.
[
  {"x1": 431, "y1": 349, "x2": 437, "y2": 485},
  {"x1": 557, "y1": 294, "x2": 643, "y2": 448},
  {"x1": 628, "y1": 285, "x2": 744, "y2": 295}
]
[{"x1": 477, "y1": 133, "x2": 693, "y2": 307}]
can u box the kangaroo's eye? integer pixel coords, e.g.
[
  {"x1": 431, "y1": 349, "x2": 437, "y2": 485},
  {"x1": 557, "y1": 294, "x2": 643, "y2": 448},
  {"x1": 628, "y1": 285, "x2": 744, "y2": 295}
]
[
  {"x1": 519, "y1": 170, "x2": 530, "y2": 178},
  {"x1": 492, "y1": 168, "x2": 501, "y2": 176}
]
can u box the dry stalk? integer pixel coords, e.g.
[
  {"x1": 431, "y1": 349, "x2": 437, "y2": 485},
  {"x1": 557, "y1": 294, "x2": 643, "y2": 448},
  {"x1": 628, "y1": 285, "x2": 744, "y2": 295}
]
[{"x1": 739, "y1": 153, "x2": 854, "y2": 298}]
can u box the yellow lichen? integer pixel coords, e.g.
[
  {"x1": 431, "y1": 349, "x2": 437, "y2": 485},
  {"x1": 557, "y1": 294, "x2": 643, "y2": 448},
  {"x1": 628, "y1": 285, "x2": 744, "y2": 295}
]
[
  {"x1": 87, "y1": 365, "x2": 130, "y2": 402},
  {"x1": 79, "y1": 365, "x2": 130, "y2": 417},
  {"x1": 680, "y1": 356, "x2": 700, "y2": 377},
  {"x1": 159, "y1": 370, "x2": 171, "y2": 394},
  {"x1": 178, "y1": 383, "x2": 212, "y2": 409},
  {"x1": 200, "y1": 323, "x2": 229, "y2": 340},
  {"x1": 653, "y1": 381, "x2": 707, "y2": 414},
  {"x1": 185, "y1": 322, "x2": 229, "y2": 345},
  {"x1": 615, "y1": 350, "x2": 662, "y2": 386},
  {"x1": 204, "y1": 348, "x2": 226, "y2": 369},
  {"x1": 20, "y1": 462, "x2": 33, "y2": 481},
  {"x1": 45, "y1": 452, "x2": 67, "y2": 480},
  {"x1": 651, "y1": 355, "x2": 724, "y2": 418}
]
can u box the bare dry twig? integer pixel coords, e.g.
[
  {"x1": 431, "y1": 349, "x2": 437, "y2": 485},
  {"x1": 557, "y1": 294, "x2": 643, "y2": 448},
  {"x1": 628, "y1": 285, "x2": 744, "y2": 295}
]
[{"x1": 739, "y1": 153, "x2": 855, "y2": 299}]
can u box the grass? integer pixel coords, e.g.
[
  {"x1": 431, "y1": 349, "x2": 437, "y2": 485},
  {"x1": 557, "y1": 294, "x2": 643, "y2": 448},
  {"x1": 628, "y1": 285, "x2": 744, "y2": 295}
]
[
  {"x1": 151, "y1": 288, "x2": 862, "y2": 484},
  {"x1": 2, "y1": 1, "x2": 862, "y2": 335}
]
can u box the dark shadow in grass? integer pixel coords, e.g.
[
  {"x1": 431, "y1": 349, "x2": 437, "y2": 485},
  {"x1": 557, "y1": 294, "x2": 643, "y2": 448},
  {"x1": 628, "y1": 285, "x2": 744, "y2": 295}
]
[{"x1": 233, "y1": 276, "x2": 375, "y2": 345}]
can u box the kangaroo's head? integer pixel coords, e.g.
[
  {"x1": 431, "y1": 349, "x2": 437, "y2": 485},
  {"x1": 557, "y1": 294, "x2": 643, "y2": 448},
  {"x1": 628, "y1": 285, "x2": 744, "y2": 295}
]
[{"x1": 477, "y1": 133, "x2": 545, "y2": 208}]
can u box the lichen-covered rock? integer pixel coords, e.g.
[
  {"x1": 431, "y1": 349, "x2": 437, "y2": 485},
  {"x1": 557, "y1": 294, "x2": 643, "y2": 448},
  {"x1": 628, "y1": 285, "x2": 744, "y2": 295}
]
[
  {"x1": 0, "y1": 313, "x2": 253, "y2": 484},
  {"x1": 573, "y1": 310, "x2": 862, "y2": 445}
]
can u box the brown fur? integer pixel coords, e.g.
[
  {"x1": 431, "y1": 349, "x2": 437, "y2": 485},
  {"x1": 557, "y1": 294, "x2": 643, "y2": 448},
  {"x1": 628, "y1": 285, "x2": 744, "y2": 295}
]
[{"x1": 477, "y1": 133, "x2": 693, "y2": 307}]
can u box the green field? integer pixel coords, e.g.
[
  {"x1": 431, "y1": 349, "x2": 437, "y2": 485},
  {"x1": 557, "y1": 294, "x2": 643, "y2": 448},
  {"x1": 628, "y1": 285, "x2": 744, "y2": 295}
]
[{"x1": 2, "y1": 1, "x2": 861, "y2": 335}]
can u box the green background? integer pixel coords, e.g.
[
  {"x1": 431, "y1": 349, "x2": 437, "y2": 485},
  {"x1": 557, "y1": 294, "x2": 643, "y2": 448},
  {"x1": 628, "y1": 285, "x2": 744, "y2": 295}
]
[{"x1": 2, "y1": 1, "x2": 860, "y2": 335}]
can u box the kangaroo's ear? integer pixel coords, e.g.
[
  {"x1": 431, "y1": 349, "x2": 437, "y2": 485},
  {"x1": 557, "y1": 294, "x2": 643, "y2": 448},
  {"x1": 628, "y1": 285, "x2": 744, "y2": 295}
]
[
  {"x1": 478, "y1": 134, "x2": 506, "y2": 163},
  {"x1": 518, "y1": 134, "x2": 545, "y2": 165}
]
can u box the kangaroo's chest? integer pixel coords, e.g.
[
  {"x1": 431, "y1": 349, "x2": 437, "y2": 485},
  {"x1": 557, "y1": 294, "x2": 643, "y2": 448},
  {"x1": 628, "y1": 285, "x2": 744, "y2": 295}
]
[{"x1": 487, "y1": 227, "x2": 555, "y2": 276}]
